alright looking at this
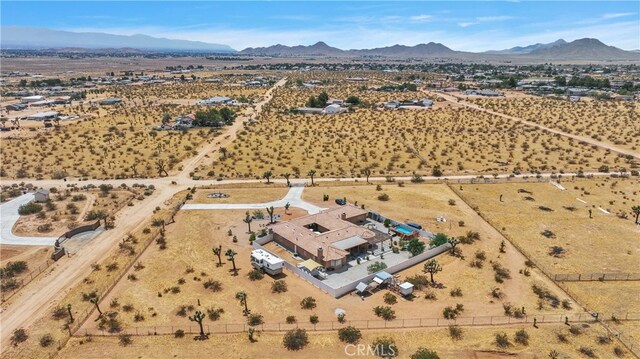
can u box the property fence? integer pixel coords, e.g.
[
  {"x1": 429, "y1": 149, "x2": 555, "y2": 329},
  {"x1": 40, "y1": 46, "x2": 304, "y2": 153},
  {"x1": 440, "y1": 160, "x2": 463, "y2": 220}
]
[
  {"x1": 448, "y1": 184, "x2": 640, "y2": 283},
  {"x1": 58, "y1": 220, "x2": 101, "y2": 244},
  {"x1": 253, "y1": 238, "x2": 451, "y2": 298},
  {"x1": 554, "y1": 273, "x2": 640, "y2": 282},
  {"x1": 75, "y1": 311, "x2": 639, "y2": 338},
  {"x1": 0, "y1": 259, "x2": 54, "y2": 302}
]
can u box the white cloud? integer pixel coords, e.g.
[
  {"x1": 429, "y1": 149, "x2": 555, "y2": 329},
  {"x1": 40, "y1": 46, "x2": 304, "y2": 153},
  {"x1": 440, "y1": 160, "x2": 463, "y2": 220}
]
[
  {"x1": 409, "y1": 14, "x2": 433, "y2": 23},
  {"x1": 457, "y1": 22, "x2": 477, "y2": 28},
  {"x1": 457, "y1": 15, "x2": 515, "y2": 27},
  {"x1": 602, "y1": 12, "x2": 636, "y2": 19}
]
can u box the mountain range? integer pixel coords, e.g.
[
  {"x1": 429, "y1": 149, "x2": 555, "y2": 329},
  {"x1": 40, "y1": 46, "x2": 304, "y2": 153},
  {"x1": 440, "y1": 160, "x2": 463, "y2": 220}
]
[
  {"x1": 239, "y1": 38, "x2": 638, "y2": 61},
  {"x1": 1, "y1": 26, "x2": 235, "y2": 52},
  {"x1": 484, "y1": 39, "x2": 568, "y2": 54},
  {"x1": 1, "y1": 26, "x2": 638, "y2": 61}
]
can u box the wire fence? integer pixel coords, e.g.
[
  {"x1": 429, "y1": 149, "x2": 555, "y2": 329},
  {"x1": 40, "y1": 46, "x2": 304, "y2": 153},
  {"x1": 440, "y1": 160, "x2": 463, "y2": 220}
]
[
  {"x1": 76, "y1": 311, "x2": 640, "y2": 338},
  {"x1": 554, "y1": 273, "x2": 640, "y2": 282},
  {"x1": 448, "y1": 183, "x2": 640, "y2": 357},
  {"x1": 1, "y1": 259, "x2": 53, "y2": 302}
]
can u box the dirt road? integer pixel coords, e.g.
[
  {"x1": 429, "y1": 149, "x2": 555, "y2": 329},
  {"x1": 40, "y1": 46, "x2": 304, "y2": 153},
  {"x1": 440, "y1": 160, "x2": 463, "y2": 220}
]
[{"x1": 375, "y1": 77, "x2": 640, "y2": 160}]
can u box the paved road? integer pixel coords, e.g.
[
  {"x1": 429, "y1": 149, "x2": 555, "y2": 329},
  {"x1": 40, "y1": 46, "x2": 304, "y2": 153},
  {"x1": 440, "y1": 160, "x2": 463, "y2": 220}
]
[
  {"x1": 0, "y1": 193, "x2": 57, "y2": 246},
  {"x1": 182, "y1": 185, "x2": 325, "y2": 214}
]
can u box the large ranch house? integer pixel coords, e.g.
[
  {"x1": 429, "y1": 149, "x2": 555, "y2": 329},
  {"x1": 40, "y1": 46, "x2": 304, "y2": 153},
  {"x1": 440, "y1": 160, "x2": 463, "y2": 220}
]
[{"x1": 270, "y1": 205, "x2": 391, "y2": 270}]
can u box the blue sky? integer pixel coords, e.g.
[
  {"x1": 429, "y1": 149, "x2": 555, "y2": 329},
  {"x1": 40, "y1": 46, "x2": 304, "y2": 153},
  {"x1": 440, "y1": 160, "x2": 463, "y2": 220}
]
[{"x1": 2, "y1": 1, "x2": 639, "y2": 51}]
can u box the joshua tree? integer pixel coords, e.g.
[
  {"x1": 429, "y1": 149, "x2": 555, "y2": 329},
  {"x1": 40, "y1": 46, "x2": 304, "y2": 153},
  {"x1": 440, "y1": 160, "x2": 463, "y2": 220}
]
[
  {"x1": 155, "y1": 159, "x2": 169, "y2": 177},
  {"x1": 243, "y1": 212, "x2": 253, "y2": 233},
  {"x1": 363, "y1": 167, "x2": 372, "y2": 183},
  {"x1": 588, "y1": 209, "x2": 592, "y2": 219},
  {"x1": 67, "y1": 304, "x2": 74, "y2": 323},
  {"x1": 283, "y1": 173, "x2": 291, "y2": 187},
  {"x1": 212, "y1": 245, "x2": 223, "y2": 267},
  {"x1": 236, "y1": 291, "x2": 249, "y2": 315},
  {"x1": 307, "y1": 170, "x2": 316, "y2": 186},
  {"x1": 219, "y1": 147, "x2": 228, "y2": 159},
  {"x1": 285, "y1": 202, "x2": 291, "y2": 214},
  {"x1": 90, "y1": 296, "x2": 103, "y2": 318},
  {"x1": 448, "y1": 238, "x2": 460, "y2": 254},
  {"x1": 423, "y1": 259, "x2": 442, "y2": 283},
  {"x1": 632, "y1": 205, "x2": 640, "y2": 224},
  {"x1": 189, "y1": 310, "x2": 207, "y2": 340},
  {"x1": 226, "y1": 249, "x2": 238, "y2": 274},
  {"x1": 263, "y1": 171, "x2": 272, "y2": 184},
  {"x1": 248, "y1": 327, "x2": 256, "y2": 342},
  {"x1": 266, "y1": 206, "x2": 275, "y2": 224}
]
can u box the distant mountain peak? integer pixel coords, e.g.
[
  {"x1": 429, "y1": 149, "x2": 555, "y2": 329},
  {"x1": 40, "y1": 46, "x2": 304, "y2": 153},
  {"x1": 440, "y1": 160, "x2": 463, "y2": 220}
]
[{"x1": 0, "y1": 26, "x2": 236, "y2": 52}]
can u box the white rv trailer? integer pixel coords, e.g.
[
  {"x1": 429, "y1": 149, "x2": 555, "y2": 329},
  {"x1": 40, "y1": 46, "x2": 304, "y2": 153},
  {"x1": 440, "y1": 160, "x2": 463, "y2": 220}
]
[{"x1": 250, "y1": 249, "x2": 284, "y2": 275}]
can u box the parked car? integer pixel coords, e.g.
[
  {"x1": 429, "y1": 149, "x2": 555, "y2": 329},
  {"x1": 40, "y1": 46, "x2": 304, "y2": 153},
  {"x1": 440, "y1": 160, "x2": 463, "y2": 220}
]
[
  {"x1": 335, "y1": 198, "x2": 347, "y2": 205},
  {"x1": 405, "y1": 222, "x2": 422, "y2": 230}
]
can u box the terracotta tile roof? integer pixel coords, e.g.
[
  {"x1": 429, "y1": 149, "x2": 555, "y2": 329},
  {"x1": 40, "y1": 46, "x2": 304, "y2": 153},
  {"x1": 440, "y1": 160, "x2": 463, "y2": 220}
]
[{"x1": 271, "y1": 205, "x2": 372, "y2": 261}]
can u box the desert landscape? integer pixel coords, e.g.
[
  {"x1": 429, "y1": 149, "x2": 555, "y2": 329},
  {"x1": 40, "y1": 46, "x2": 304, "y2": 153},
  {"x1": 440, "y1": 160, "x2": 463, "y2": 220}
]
[{"x1": 1, "y1": 1, "x2": 639, "y2": 358}]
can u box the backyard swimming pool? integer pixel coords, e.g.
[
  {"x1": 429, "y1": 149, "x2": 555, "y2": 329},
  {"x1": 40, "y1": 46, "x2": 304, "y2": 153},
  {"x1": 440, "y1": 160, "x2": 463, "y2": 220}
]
[{"x1": 394, "y1": 225, "x2": 414, "y2": 235}]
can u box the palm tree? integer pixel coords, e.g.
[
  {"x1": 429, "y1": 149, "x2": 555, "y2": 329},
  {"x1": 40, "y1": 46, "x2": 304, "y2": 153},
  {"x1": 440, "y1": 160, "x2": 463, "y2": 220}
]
[
  {"x1": 307, "y1": 170, "x2": 316, "y2": 186},
  {"x1": 226, "y1": 249, "x2": 238, "y2": 275},
  {"x1": 243, "y1": 212, "x2": 253, "y2": 233},
  {"x1": 263, "y1": 171, "x2": 272, "y2": 184},
  {"x1": 633, "y1": 205, "x2": 640, "y2": 224},
  {"x1": 212, "y1": 245, "x2": 223, "y2": 267},
  {"x1": 285, "y1": 202, "x2": 291, "y2": 214},
  {"x1": 283, "y1": 173, "x2": 291, "y2": 187},
  {"x1": 236, "y1": 291, "x2": 249, "y2": 315},
  {"x1": 423, "y1": 259, "x2": 442, "y2": 283}
]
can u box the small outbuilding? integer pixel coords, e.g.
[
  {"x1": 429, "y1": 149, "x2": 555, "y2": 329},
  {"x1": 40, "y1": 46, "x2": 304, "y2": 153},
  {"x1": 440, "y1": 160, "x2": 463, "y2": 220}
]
[
  {"x1": 399, "y1": 282, "x2": 414, "y2": 296},
  {"x1": 34, "y1": 189, "x2": 50, "y2": 203}
]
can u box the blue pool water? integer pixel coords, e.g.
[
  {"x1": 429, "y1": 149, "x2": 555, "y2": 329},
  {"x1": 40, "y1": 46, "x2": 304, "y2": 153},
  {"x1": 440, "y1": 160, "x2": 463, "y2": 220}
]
[{"x1": 395, "y1": 226, "x2": 414, "y2": 235}]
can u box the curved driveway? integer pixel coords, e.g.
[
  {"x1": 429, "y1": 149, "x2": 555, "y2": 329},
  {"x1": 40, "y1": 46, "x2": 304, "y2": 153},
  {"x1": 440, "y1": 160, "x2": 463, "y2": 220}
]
[
  {"x1": 0, "y1": 193, "x2": 57, "y2": 246},
  {"x1": 182, "y1": 185, "x2": 325, "y2": 214}
]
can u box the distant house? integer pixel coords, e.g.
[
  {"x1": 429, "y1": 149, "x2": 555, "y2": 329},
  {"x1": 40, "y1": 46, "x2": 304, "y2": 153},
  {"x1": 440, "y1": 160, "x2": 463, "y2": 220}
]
[
  {"x1": 196, "y1": 96, "x2": 232, "y2": 106},
  {"x1": 30, "y1": 100, "x2": 56, "y2": 107},
  {"x1": 463, "y1": 89, "x2": 501, "y2": 97},
  {"x1": 326, "y1": 99, "x2": 344, "y2": 106},
  {"x1": 323, "y1": 104, "x2": 344, "y2": 114},
  {"x1": 27, "y1": 111, "x2": 59, "y2": 120},
  {"x1": 34, "y1": 189, "x2": 50, "y2": 203},
  {"x1": 6, "y1": 103, "x2": 28, "y2": 111},
  {"x1": 346, "y1": 77, "x2": 368, "y2": 82},
  {"x1": 296, "y1": 107, "x2": 324, "y2": 114},
  {"x1": 21, "y1": 95, "x2": 45, "y2": 103},
  {"x1": 566, "y1": 88, "x2": 590, "y2": 96},
  {"x1": 384, "y1": 101, "x2": 400, "y2": 109},
  {"x1": 98, "y1": 97, "x2": 123, "y2": 105}
]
